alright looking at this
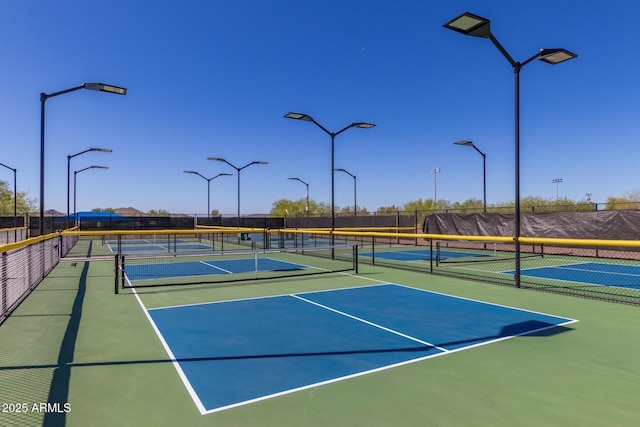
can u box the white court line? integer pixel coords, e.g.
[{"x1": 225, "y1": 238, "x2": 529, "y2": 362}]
[
  {"x1": 199, "y1": 260, "x2": 233, "y2": 274},
  {"x1": 291, "y1": 294, "x2": 448, "y2": 352},
  {"x1": 130, "y1": 287, "x2": 208, "y2": 415}
]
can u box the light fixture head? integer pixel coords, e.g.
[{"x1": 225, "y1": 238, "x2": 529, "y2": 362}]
[
  {"x1": 443, "y1": 12, "x2": 491, "y2": 38},
  {"x1": 353, "y1": 122, "x2": 376, "y2": 129},
  {"x1": 83, "y1": 83, "x2": 127, "y2": 95},
  {"x1": 538, "y1": 49, "x2": 578, "y2": 65},
  {"x1": 284, "y1": 112, "x2": 313, "y2": 121}
]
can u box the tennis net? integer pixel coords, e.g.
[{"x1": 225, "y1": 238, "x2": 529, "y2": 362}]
[
  {"x1": 435, "y1": 239, "x2": 543, "y2": 265},
  {"x1": 116, "y1": 244, "x2": 358, "y2": 291}
]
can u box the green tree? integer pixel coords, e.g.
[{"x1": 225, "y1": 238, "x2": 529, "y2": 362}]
[
  {"x1": 147, "y1": 209, "x2": 170, "y2": 216},
  {"x1": 336, "y1": 205, "x2": 368, "y2": 216},
  {"x1": 403, "y1": 198, "x2": 443, "y2": 212},
  {"x1": 376, "y1": 205, "x2": 401, "y2": 214},
  {"x1": 604, "y1": 195, "x2": 639, "y2": 210},
  {"x1": 91, "y1": 207, "x2": 116, "y2": 213},
  {"x1": 210, "y1": 209, "x2": 220, "y2": 217},
  {"x1": 0, "y1": 180, "x2": 37, "y2": 214},
  {"x1": 270, "y1": 198, "x2": 332, "y2": 216},
  {"x1": 449, "y1": 198, "x2": 485, "y2": 213}
]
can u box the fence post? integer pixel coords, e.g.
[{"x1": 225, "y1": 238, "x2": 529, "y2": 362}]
[{"x1": 1, "y1": 252, "x2": 7, "y2": 317}]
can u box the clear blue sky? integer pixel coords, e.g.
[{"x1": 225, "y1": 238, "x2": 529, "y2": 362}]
[{"x1": 1, "y1": 1, "x2": 638, "y2": 216}]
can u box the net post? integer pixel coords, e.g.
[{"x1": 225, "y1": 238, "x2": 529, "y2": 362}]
[
  {"x1": 254, "y1": 251, "x2": 259, "y2": 279},
  {"x1": 371, "y1": 234, "x2": 375, "y2": 265},
  {"x1": 353, "y1": 245, "x2": 358, "y2": 273},
  {"x1": 114, "y1": 254, "x2": 119, "y2": 294},
  {"x1": 435, "y1": 241, "x2": 441, "y2": 267},
  {"x1": 120, "y1": 255, "x2": 125, "y2": 290},
  {"x1": 429, "y1": 238, "x2": 433, "y2": 273}
]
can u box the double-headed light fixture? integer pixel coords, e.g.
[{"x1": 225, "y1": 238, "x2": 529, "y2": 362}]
[
  {"x1": 184, "y1": 171, "x2": 232, "y2": 217},
  {"x1": 284, "y1": 112, "x2": 374, "y2": 244},
  {"x1": 208, "y1": 158, "x2": 268, "y2": 227},
  {"x1": 443, "y1": 12, "x2": 577, "y2": 286}
]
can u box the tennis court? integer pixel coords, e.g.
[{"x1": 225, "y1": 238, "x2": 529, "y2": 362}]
[
  {"x1": 125, "y1": 257, "x2": 308, "y2": 281},
  {"x1": 106, "y1": 238, "x2": 215, "y2": 254},
  {"x1": 506, "y1": 262, "x2": 640, "y2": 290},
  {"x1": 360, "y1": 248, "x2": 490, "y2": 262},
  {"x1": 145, "y1": 283, "x2": 574, "y2": 414}
]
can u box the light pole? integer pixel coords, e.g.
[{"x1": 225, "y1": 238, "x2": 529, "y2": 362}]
[
  {"x1": 431, "y1": 167, "x2": 441, "y2": 208},
  {"x1": 67, "y1": 148, "x2": 112, "y2": 229},
  {"x1": 552, "y1": 178, "x2": 563, "y2": 200},
  {"x1": 334, "y1": 168, "x2": 357, "y2": 216},
  {"x1": 0, "y1": 162, "x2": 17, "y2": 240},
  {"x1": 444, "y1": 11, "x2": 577, "y2": 287},
  {"x1": 288, "y1": 177, "x2": 310, "y2": 216},
  {"x1": 207, "y1": 158, "x2": 268, "y2": 227},
  {"x1": 73, "y1": 165, "x2": 108, "y2": 227},
  {"x1": 454, "y1": 140, "x2": 487, "y2": 212},
  {"x1": 40, "y1": 82, "x2": 126, "y2": 236},
  {"x1": 284, "y1": 112, "x2": 375, "y2": 245},
  {"x1": 183, "y1": 171, "x2": 232, "y2": 218}
]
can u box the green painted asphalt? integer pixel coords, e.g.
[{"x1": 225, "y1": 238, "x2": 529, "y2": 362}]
[{"x1": 1, "y1": 241, "x2": 640, "y2": 426}]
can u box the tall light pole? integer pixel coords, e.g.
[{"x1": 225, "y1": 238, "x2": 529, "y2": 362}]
[
  {"x1": 334, "y1": 168, "x2": 357, "y2": 216},
  {"x1": 40, "y1": 82, "x2": 126, "y2": 235},
  {"x1": 284, "y1": 112, "x2": 375, "y2": 245},
  {"x1": 288, "y1": 177, "x2": 310, "y2": 216},
  {"x1": 67, "y1": 148, "x2": 112, "y2": 229},
  {"x1": 73, "y1": 165, "x2": 108, "y2": 227},
  {"x1": 552, "y1": 178, "x2": 563, "y2": 200},
  {"x1": 183, "y1": 171, "x2": 232, "y2": 218},
  {"x1": 454, "y1": 140, "x2": 487, "y2": 212},
  {"x1": 444, "y1": 12, "x2": 577, "y2": 287},
  {"x1": 431, "y1": 167, "x2": 441, "y2": 208},
  {"x1": 0, "y1": 162, "x2": 17, "y2": 240},
  {"x1": 207, "y1": 158, "x2": 268, "y2": 227}
]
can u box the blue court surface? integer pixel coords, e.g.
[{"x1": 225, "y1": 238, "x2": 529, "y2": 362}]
[
  {"x1": 359, "y1": 249, "x2": 488, "y2": 262},
  {"x1": 508, "y1": 262, "x2": 640, "y2": 290},
  {"x1": 145, "y1": 284, "x2": 576, "y2": 414},
  {"x1": 126, "y1": 258, "x2": 305, "y2": 281}
]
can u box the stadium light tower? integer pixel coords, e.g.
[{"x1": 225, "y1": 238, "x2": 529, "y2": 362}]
[
  {"x1": 431, "y1": 167, "x2": 441, "y2": 207},
  {"x1": 334, "y1": 168, "x2": 357, "y2": 216},
  {"x1": 40, "y1": 82, "x2": 126, "y2": 235},
  {"x1": 552, "y1": 178, "x2": 563, "y2": 200},
  {"x1": 207, "y1": 158, "x2": 268, "y2": 227},
  {"x1": 284, "y1": 112, "x2": 375, "y2": 245},
  {"x1": 184, "y1": 171, "x2": 232, "y2": 218},
  {"x1": 454, "y1": 141, "x2": 487, "y2": 212},
  {"x1": 288, "y1": 177, "x2": 310, "y2": 216},
  {"x1": 0, "y1": 162, "x2": 17, "y2": 239},
  {"x1": 67, "y1": 148, "x2": 112, "y2": 229},
  {"x1": 444, "y1": 11, "x2": 577, "y2": 287},
  {"x1": 73, "y1": 165, "x2": 108, "y2": 227}
]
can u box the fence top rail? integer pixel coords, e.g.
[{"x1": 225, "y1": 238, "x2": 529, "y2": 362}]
[
  {"x1": 0, "y1": 232, "x2": 58, "y2": 254},
  {"x1": 519, "y1": 236, "x2": 640, "y2": 248},
  {"x1": 328, "y1": 230, "x2": 516, "y2": 242},
  {"x1": 0, "y1": 226, "x2": 28, "y2": 232},
  {"x1": 62, "y1": 227, "x2": 266, "y2": 237}
]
